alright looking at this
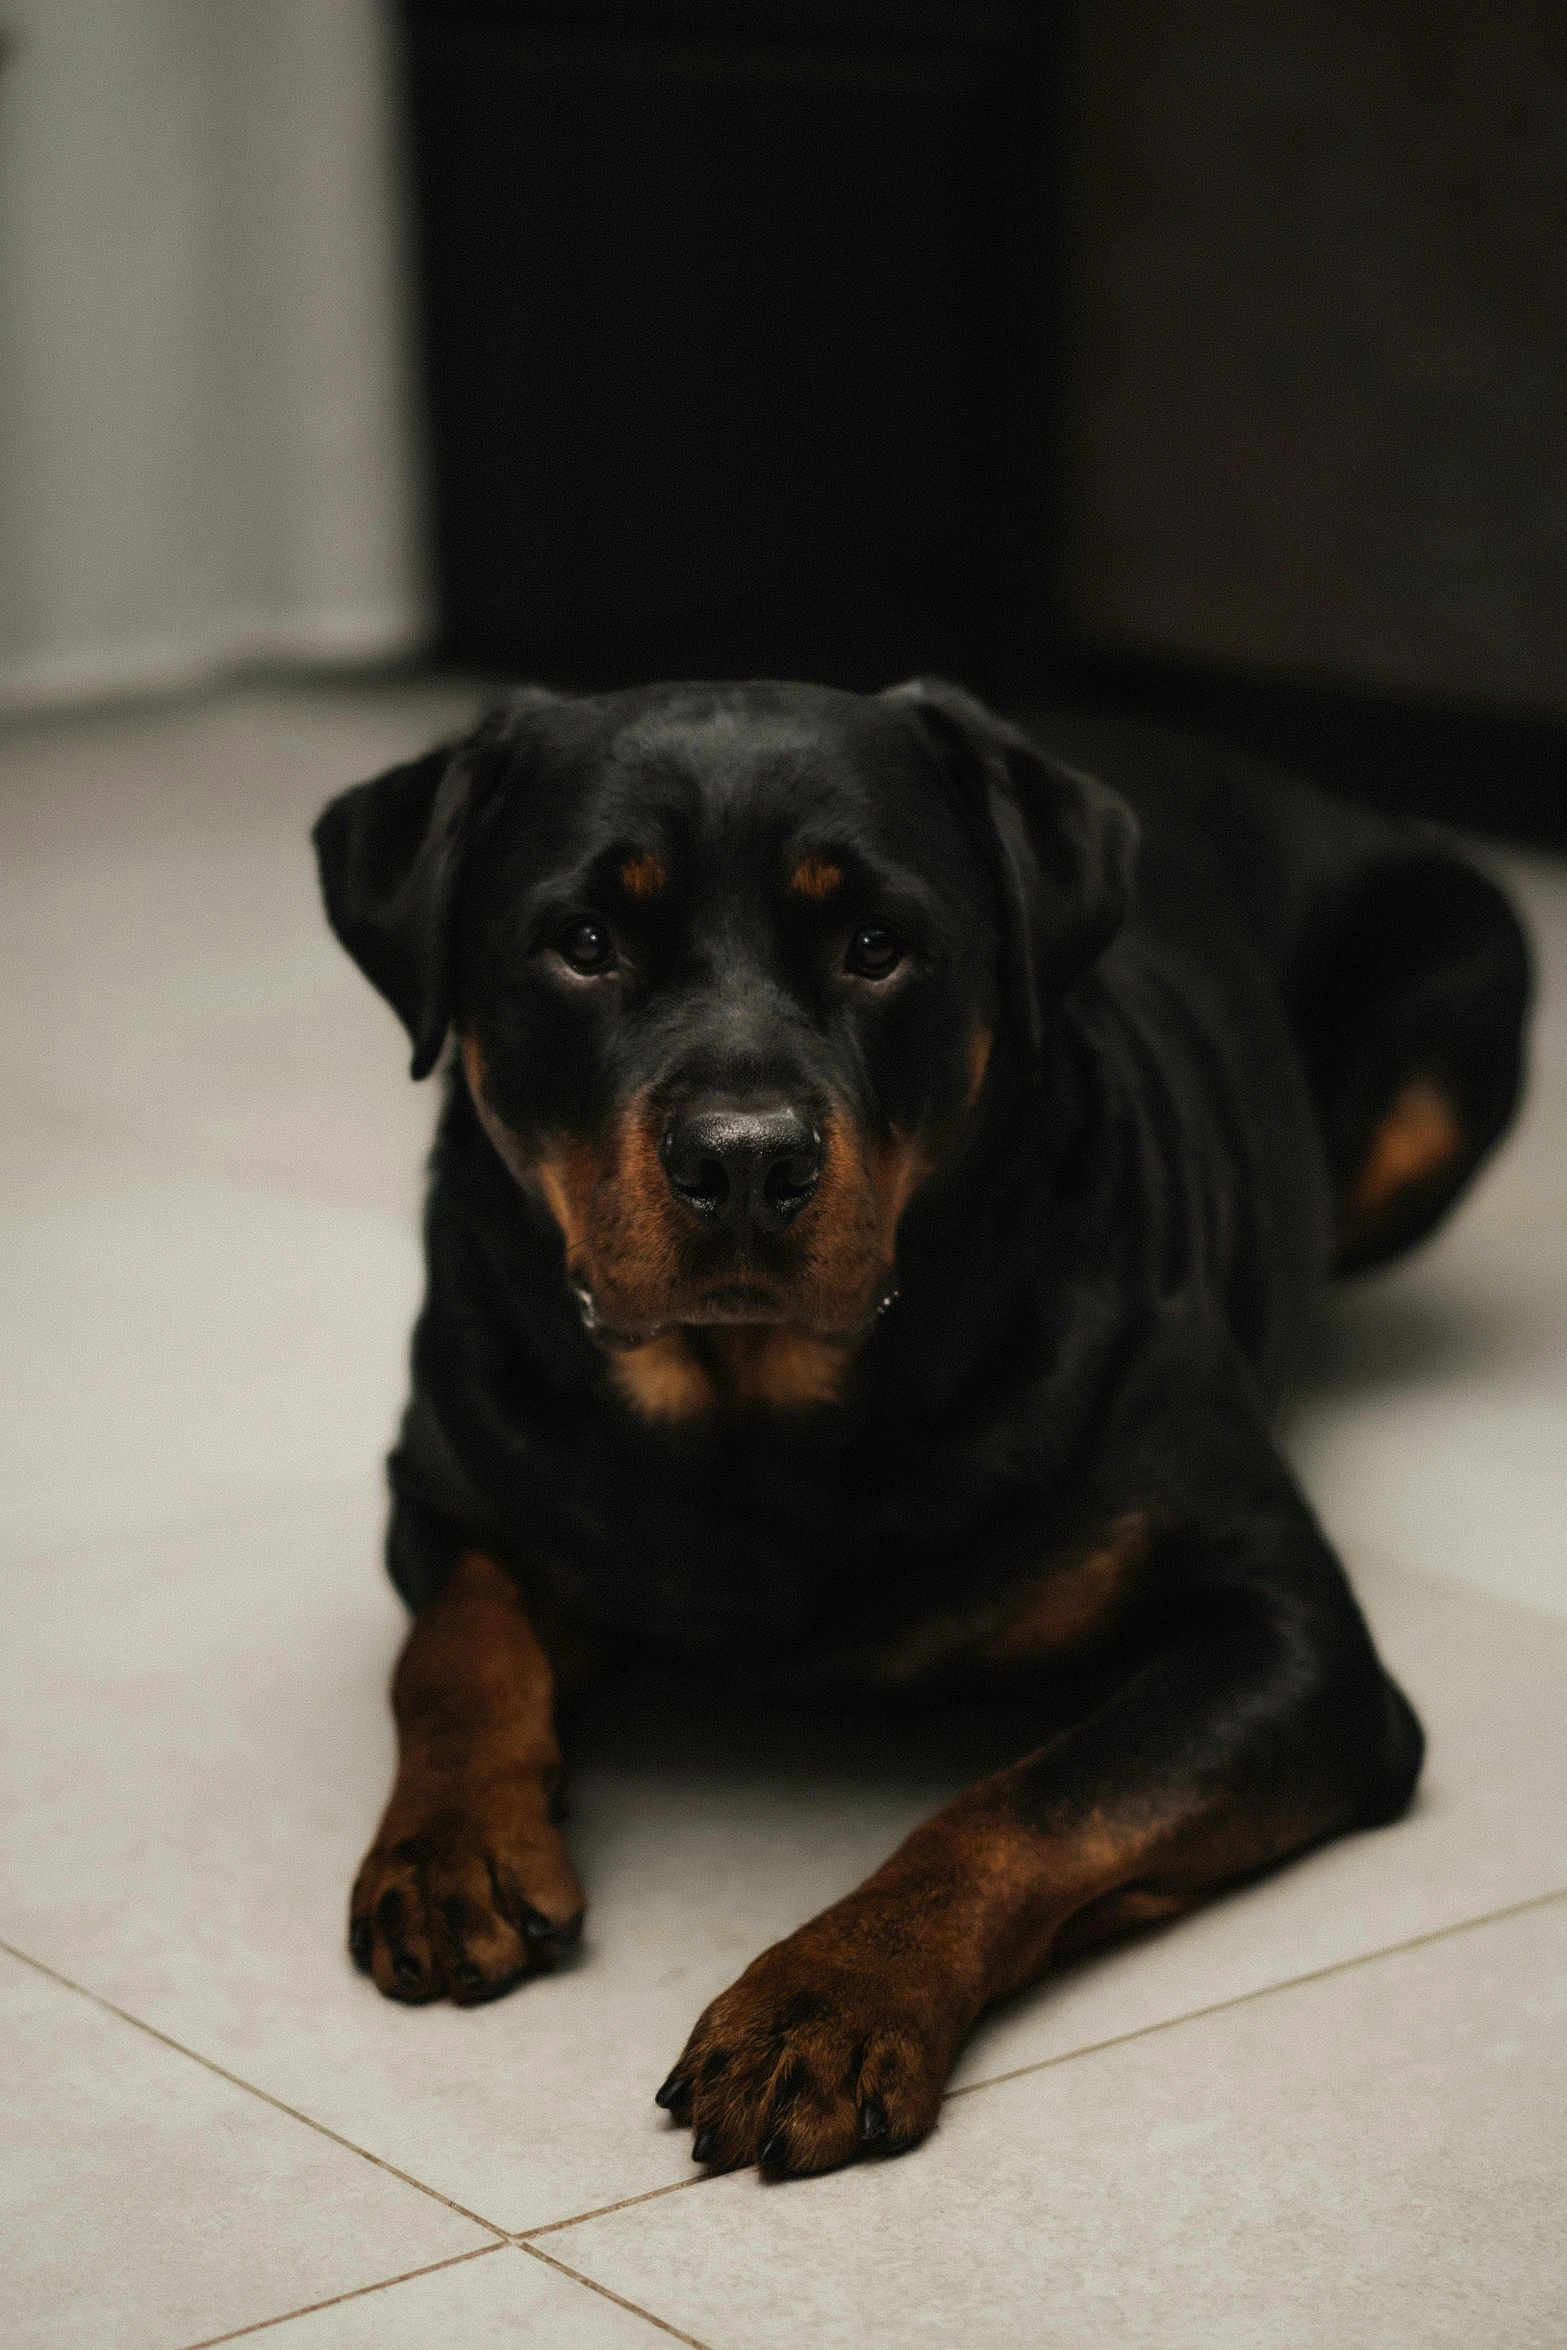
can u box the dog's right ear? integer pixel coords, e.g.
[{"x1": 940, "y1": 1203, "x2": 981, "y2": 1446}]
[
  {"x1": 312, "y1": 692, "x2": 556, "y2": 1078},
  {"x1": 313, "y1": 738, "x2": 473, "y2": 1079}
]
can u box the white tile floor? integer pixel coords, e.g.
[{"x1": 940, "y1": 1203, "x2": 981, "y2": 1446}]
[{"x1": 0, "y1": 684, "x2": 1562, "y2": 2349}]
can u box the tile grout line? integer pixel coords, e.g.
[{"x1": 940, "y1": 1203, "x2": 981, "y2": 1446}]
[
  {"x1": 506, "y1": 1883, "x2": 1567, "y2": 2251},
  {"x1": 944, "y1": 1881, "x2": 1567, "y2": 2103},
  {"x1": 520, "y1": 2240, "x2": 718, "y2": 2350},
  {"x1": 0, "y1": 1934, "x2": 510, "y2": 2242},
  {"x1": 5, "y1": 1879, "x2": 1564, "y2": 2292},
  {"x1": 176, "y1": 2244, "x2": 507, "y2": 2350},
  {"x1": 519, "y1": 2170, "x2": 712, "y2": 2240}
]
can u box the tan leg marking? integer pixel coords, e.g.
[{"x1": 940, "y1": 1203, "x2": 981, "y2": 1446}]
[
  {"x1": 794, "y1": 1512, "x2": 1148, "y2": 1692},
  {"x1": 349, "y1": 1552, "x2": 584, "y2": 2005},
  {"x1": 1351, "y1": 1079, "x2": 1465, "y2": 1216},
  {"x1": 660, "y1": 1794, "x2": 1180, "y2": 2175},
  {"x1": 977, "y1": 1514, "x2": 1148, "y2": 1670}
]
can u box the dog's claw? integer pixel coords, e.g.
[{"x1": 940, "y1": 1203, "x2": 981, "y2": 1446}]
[
  {"x1": 521, "y1": 1903, "x2": 583, "y2": 1957},
  {"x1": 654, "y1": 2072, "x2": 689, "y2": 2112},
  {"x1": 859, "y1": 2096, "x2": 888, "y2": 2143},
  {"x1": 691, "y1": 2128, "x2": 717, "y2": 2164}
]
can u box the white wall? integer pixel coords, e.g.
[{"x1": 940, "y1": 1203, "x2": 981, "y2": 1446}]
[{"x1": 0, "y1": 0, "x2": 427, "y2": 710}]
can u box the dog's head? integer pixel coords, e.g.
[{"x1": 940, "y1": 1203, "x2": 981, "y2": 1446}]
[{"x1": 315, "y1": 679, "x2": 1135, "y2": 1373}]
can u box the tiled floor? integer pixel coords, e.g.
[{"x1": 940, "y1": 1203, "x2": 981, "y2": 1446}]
[{"x1": 1, "y1": 684, "x2": 1562, "y2": 2349}]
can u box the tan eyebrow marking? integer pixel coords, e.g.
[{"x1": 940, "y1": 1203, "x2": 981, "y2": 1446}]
[
  {"x1": 790, "y1": 856, "x2": 843, "y2": 901},
  {"x1": 618, "y1": 853, "x2": 667, "y2": 900}
]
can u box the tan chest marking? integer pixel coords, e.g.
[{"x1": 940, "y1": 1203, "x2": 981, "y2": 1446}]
[
  {"x1": 707, "y1": 1328, "x2": 851, "y2": 1411},
  {"x1": 608, "y1": 1332, "x2": 717, "y2": 1420},
  {"x1": 977, "y1": 1515, "x2": 1148, "y2": 1669},
  {"x1": 609, "y1": 1326, "x2": 851, "y2": 1420}
]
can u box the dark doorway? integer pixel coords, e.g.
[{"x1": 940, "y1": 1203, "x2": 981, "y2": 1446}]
[{"x1": 402, "y1": 3, "x2": 1054, "y2": 692}]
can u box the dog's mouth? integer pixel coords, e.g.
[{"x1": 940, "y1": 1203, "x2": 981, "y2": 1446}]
[
  {"x1": 683, "y1": 1279, "x2": 795, "y2": 1324},
  {"x1": 569, "y1": 1279, "x2": 786, "y2": 1345},
  {"x1": 571, "y1": 1272, "x2": 895, "y2": 1349}
]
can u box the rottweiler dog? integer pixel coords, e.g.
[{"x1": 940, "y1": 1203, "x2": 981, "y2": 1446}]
[{"x1": 314, "y1": 679, "x2": 1528, "y2": 2178}]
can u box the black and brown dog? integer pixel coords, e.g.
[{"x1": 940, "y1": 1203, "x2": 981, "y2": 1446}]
[{"x1": 314, "y1": 678, "x2": 1528, "y2": 2178}]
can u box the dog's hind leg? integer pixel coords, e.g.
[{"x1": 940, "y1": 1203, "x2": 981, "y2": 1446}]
[
  {"x1": 1284, "y1": 846, "x2": 1530, "y2": 1272},
  {"x1": 349, "y1": 1551, "x2": 586, "y2": 2005}
]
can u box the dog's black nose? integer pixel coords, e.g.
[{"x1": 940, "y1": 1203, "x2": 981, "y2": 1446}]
[{"x1": 661, "y1": 1105, "x2": 822, "y2": 1229}]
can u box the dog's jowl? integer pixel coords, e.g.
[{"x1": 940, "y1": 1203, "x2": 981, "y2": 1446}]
[{"x1": 314, "y1": 679, "x2": 1529, "y2": 2177}]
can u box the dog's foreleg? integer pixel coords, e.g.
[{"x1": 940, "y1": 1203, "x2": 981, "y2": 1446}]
[
  {"x1": 659, "y1": 1516, "x2": 1421, "y2": 2175},
  {"x1": 350, "y1": 1551, "x2": 585, "y2": 2004}
]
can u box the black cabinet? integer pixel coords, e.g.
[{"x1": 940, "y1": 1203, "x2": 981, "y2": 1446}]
[{"x1": 402, "y1": 3, "x2": 1055, "y2": 689}]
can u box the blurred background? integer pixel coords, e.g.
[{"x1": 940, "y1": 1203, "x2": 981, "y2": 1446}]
[{"x1": 0, "y1": 0, "x2": 1563, "y2": 831}]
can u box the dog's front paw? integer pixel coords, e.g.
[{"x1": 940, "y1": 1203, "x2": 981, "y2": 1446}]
[
  {"x1": 349, "y1": 1786, "x2": 584, "y2": 2006},
  {"x1": 656, "y1": 1893, "x2": 964, "y2": 2176}
]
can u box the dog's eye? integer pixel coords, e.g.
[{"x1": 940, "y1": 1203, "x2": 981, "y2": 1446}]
[
  {"x1": 846, "y1": 925, "x2": 904, "y2": 980},
  {"x1": 559, "y1": 921, "x2": 616, "y2": 976}
]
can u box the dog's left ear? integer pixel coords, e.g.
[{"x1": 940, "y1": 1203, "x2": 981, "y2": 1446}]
[
  {"x1": 884, "y1": 678, "x2": 1139, "y2": 1070},
  {"x1": 313, "y1": 690, "x2": 557, "y2": 1078}
]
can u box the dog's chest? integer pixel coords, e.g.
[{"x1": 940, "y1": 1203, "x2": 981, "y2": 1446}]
[{"x1": 506, "y1": 1383, "x2": 1131, "y2": 1678}]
